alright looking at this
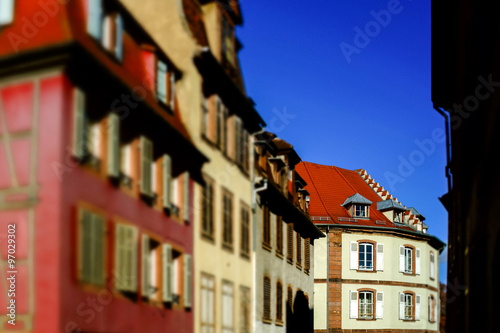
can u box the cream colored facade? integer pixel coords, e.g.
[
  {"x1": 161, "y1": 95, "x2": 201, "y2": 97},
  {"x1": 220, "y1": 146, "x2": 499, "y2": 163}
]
[
  {"x1": 119, "y1": 1, "x2": 258, "y2": 332},
  {"x1": 314, "y1": 230, "x2": 441, "y2": 331}
]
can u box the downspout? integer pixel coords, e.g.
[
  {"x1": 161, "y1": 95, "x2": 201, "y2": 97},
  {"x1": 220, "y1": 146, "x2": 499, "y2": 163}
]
[
  {"x1": 433, "y1": 105, "x2": 452, "y2": 193},
  {"x1": 250, "y1": 126, "x2": 266, "y2": 333},
  {"x1": 326, "y1": 226, "x2": 330, "y2": 333}
]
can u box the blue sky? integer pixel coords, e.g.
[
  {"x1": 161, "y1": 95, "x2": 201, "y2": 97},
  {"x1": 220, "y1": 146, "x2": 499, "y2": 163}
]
[{"x1": 237, "y1": 0, "x2": 448, "y2": 283}]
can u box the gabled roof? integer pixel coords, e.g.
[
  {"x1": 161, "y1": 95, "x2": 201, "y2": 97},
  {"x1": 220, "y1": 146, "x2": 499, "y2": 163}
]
[
  {"x1": 296, "y1": 162, "x2": 414, "y2": 231},
  {"x1": 341, "y1": 193, "x2": 372, "y2": 206},
  {"x1": 377, "y1": 199, "x2": 406, "y2": 211}
]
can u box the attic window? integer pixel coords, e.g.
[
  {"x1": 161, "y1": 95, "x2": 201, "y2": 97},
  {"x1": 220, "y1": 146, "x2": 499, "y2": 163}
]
[
  {"x1": 354, "y1": 205, "x2": 367, "y2": 218},
  {"x1": 394, "y1": 211, "x2": 403, "y2": 223}
]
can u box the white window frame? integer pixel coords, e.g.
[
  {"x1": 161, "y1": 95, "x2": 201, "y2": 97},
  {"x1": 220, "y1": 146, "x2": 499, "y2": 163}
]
[
  {"x1": 358, "y1": 243, "x2": 374, "y2": 271},
  {"x1": 358, "y1": 291, "x2": 374, "y2": 319},
  {"x1": 404, "y1": 247, "x2": 413, "y2": 274},
  {"x1": 354, "y1": 204, "x2": 367, "y2": 217}
]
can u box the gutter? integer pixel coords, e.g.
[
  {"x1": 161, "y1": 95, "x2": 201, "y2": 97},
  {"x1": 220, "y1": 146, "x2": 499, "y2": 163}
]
[
  {"x1": 433, "y1": 106, "x2": 453, "y2": 211},
  {"x1": 318, "y1": 223, "x2": 446, "y2": 253},
  {"x1": 326, "y1": 225, "x2": 330, "y2": 333}
]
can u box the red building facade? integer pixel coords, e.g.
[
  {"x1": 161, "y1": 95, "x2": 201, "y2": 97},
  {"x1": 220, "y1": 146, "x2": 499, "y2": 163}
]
[{"x1": 0, "y1": 0, "x2": 206, "y2": 332}]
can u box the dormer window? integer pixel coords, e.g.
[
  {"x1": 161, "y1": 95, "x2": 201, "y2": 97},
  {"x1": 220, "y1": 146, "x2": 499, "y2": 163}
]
[
  {"x1": 341, "y1": 193, "x2": 372, "y2": 219},
  {"x1": 376, "y1": 199, "x2": 406, "y2": 223},
  {"x1": 354, "y1": 205, "x2": 367, "y2": 218},
  {"x1": 394, "y1": 211, "x2": 403, "y2": 223}
]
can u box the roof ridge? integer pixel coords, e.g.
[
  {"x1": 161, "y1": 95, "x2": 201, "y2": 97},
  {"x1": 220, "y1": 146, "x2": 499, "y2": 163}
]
[
  {"x1": 302, "y1": 162, "x2": 333, "y2": 221},
  {"x1": 332, "y1": 166, "x2": 358, "y2": 194}
]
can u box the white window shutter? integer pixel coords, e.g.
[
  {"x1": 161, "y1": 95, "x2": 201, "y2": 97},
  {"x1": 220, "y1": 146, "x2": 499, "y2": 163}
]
[
  {"x1": 162, "y1": 244, "x2": 173, "y2": 302},
  {"x1": 349, "y1": 291, "x2": 358, "y2": 319},
  {"x1": 415, "y1": 294, "x2": 421, "y2": 320},
  {"x1": 416, "y1": 248, "x2": 421, "y2": 275},
  {"x1": 157, "y1": 61, "x2": 167, "y2": 103},
  {"x1": 399, "y1": 245, "x2": 405, "y2": 272},
  {"x1": 0, "y1": 0, "x2": 15, "y2": 25},
  {"x1": 72, "y1": 87, "x2": 86, "y2": 160},
  {"x1": 140, "y1": 136, "x2": 153, "y2": 197},
  {"x1": 114, "y1": 14, "x2": 123, "y2": 61},
  {"x1": 350, "y1": 241, "x2": 358, "y2": 270},
  {"x1": 86, "y1": 0, "x2": 103, "y2": 40},
  {"x1": 184, "y1": 254, "x2": 192, "y2": 308},
  {"x1": 376, "y1": 292, "x2": 384, "y2": 319},
  {"x1": 399, "y1": 293, "x2": 405, "y2": 320},
  {"x1": 107, "y1": 113, "x2": 120, "y2": 178},
  {"x1": 183, "y1": 171, "x2": 190, "y2": 222},
  {"x1": 376, "y1": 243, "x2": 384, "y2": 271},
  {"x1": 162, "y1": 154, "x2": 172, "y2": 209},
  {"x1": 142, "y1": 234, "x2": 150, "y2": 298}
]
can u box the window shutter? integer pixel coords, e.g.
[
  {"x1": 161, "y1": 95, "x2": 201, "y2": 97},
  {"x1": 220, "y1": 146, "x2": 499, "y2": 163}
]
[
  {"x1": 350, "y1": 241, "x2": 358, "y2": 270},
  {"x1": 140, "y1": 136, "x2": 153, "y2": 197},
  {"x1": 415, "y1": 294, "x2": 421, "y2": 320},
  {"x1": 79, "y1": 209, "x2": 93, "y2": 283},
  {"x1": 183, "y1": 171, "x2": 190, "y2": 222},
  {"x1": 107, "y1": 113, "x2": 120, "y2": 178},
  {"x1": 435, "y1": 296, "x2": 439, "y2": 323},
  {"x1": 162, "y1": 244, "x2": 173, "y2": 302},
  {"x1": 127, "y1": 226, "x2": 138, "y2": 292},
  {"x1": 399, "y1": 245, "x2": 405, "y2": 272},
  {"x1": 399, "y1": 293, "x2": 405, "y2": 320},
  {"x1": 184, "y1": 254, "x2": 192, "y2": 308},
  {"x1": 86, "y1": 0, "x2": 103, "y2": 40},
  {"x1": 162, "y1": 154, "x2": 172, "y2": 209},
  {"x1": 72, "y1": 87, "x2": 86, "y2": 160},
  {"x1": 0, "y1": 0, "x2": 14, "y2": 25},
  {"x1": 376, "y1": 292, "x2": 384, "y2": 319},
  {"x1": 263, "y1": 277, "x2": 271, "y2": 320},
  {"x1": 430, "y1": 252, "x2": 435, "y2": 279},
  {"x1": 91, "y1": 214, "x2": 106, "y2": 286},
  {"x1": 114, "y1": 224, "x2": 126, "y2": 290},
  {"x1": 376, "y1": 243, "x2": 384, "y2": 271},
  {"x1": 142, "y1": 234, "x2": 150, "y2": 298},
  {"x1": 428, "y1": 296, "x2": 431, "y2": 321},
  {"x1": 114, "y1": 14, "x2": 123, "y2": 61},
  {"x1": 416, "y1": 248, "x2": 421, "y2": 275},
  {"x1": 157, "y1": 61, "x2": 167, "y2": 103},
  {"x1": 170, "y1": 72, "x2": 175, "y2": 109},
  {"x1": 349, "y1": 291, "x2": 358, "y2": 319}
]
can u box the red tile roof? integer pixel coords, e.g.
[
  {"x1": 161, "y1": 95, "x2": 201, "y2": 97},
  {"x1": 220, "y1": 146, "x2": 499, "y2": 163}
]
[{"x1": 296, "y1": 161, "x2": 414, "y2": 231}]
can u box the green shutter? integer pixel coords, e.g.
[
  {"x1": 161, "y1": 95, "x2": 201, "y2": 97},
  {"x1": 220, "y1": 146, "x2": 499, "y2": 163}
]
[
  {"x1": 72, "y1": 87, "x2": 86, "y2": 160},
  {"x1": 107, "y1": 113, "x2": 120, "y2": 178},
  {"x1": 92, "y1": 214, "x2": 106, "y2": 286},
  {"x1": 183, "y1": 171, "x2": 190, "y2": 222},
  {"x1": 162, "y1": 244, "x2": 173, "y2": 302},
  {"x1": 142, "y1": 234, "x2": 150, "y2": 298},
  {"x1": 162, "y1": 154, "x2": 172, "y2": 209},
  {"x1": 184, "y1": 254, "x2": 192, "y2": 307},
  {"x1": 140, "y1": 136, "x2": 153, "y2": 197}
]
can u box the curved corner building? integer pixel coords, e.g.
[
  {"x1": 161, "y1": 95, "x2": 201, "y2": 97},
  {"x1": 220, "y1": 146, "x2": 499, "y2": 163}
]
[{"x1": 296, "y1": 162, "x2": 445, "y2": 333}]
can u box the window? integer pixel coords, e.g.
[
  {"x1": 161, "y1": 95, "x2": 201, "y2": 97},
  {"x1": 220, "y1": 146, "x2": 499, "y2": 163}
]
[
  {"x1": 240, "y1": 286, "x2": 251, "y2": 333},
  {"x1": 78, "y1": 207, "x2": 106, "y2": 286},
  {"x1": 287, "y1": 223, "x2": 293, "y2": 263},
  {"x1": 114, "y1": 223, "x2": 138, "y2": 292},
  {"x1": 101, "y1": 13, "x2": 124, "y2": 61},
  {"x1": 156, "y1": 60, "x2": 175, "y2": 109},
  {"x1": 202, "y1": 176, "x2": 215, "y2": 239},
  {"x1": 430, "y1": 252, "x2": 435, "y2": 279},
  {"x1": 276, "y1": 281, "x2": 283, "y2": 324},
  {"x1": 394, "y1": 210, "x2": 403, "y2": 222},
  {"x1": 72, "y1": 87, "x2": 88, "y2": 161},
  {"x1": 262, "y1": 205, "x2": 271, "y2": 249},
  {"x1": 86, "y1": 0, "x2": 103, "y2": 40},
  {"x1": 201, "y1": 274, "x2": 215, "y2": 333},
  {"x1": 296, "y1": 232, "x2": 302, "y2": 268},
  {"x1": 304, "y1": 238, "x2": 311, "y2": 273},
  {"x1": 171, "y1": 249, "x2": 183, "y2": 305},
  {"x1": 399, "y1": 292, "x2": 421, "y2": 321},
  {"x1": 240, "y1": 204, "x2": 250, "y2": 258},
  {"x1": 215, "y1": 98, "x2": 229, "y2": 154},
  {"x1": 0, "y1": 0, "x2": 15, "y2": 26},
  {"x1": 222, "y1": 281, "x2": 234, "y2": 333},
  {"x1": 141, "y1": 235, "x2": 161, "y2": 300},
  {"x1": 276, "y1": 216, "x2": 283, "y2": 256},
  {"x1": 405, "y1": 247, "x2": 413, "y2": 273},
  {"x1": 263, "y1": 276, "x2": 271, "y2": 323},
  {"x1": 221, "y1": 14, "x2": 235, "y2": 65},
  {"x1": 354, "y1": 204, "x2": 367, "y2": 217},
  {"x1": 201, "y1": 96, "x2": 209, "y2": 138},
  {"x1": 222, "y1": 190, "x2": 233, "y2": 249},
  {"x1": 359, "y1": 291, "x2": 374, "y2": 319},
  {"x1": 359, "y1": 243, "x2": 374, "y2": 271},
  {"x1": 86, "y1": 120, "x2": 103, "y2": 170}
]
